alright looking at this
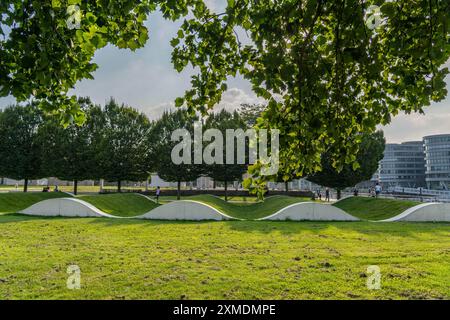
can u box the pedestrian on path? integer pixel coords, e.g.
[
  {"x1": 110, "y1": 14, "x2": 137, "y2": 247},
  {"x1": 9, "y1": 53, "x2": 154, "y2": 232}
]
[{"x1": 325, "y1": 188, "x2": 330, "y2": 202}]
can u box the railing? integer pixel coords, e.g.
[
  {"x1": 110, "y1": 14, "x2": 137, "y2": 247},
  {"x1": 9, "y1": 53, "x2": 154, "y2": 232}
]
[{"x1": 387, "y1": 186, "x2": 450, "y2": 202}]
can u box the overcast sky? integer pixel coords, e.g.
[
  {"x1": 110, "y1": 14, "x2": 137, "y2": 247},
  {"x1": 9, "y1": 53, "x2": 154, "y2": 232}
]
[{"x1": 1, "y1": 1, "x2": 449, "y2": 144}]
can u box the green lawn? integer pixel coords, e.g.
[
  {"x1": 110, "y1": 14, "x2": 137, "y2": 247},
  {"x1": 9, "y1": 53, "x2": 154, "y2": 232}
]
[
  {"x1": 0, "y1": 192, "x2": 69, "y2": 215},
  {"x1": 187, "y1": 195, "x2": 310, "y2": 220},
  {"x1": 78, "y1": 194, "x2": 159, "y2": 217},
  {"x1": 333, "y1": 197, "x2": 421, "y2": 221},
  {"x1": 0, "y1": 215, "x2": 448, "y2": 300}
]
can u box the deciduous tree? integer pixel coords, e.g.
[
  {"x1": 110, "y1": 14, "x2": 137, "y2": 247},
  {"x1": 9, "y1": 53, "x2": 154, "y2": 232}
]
[
  {"x1": 172, "y1": 0, "x2": 450, "y2": 191},
  {"x1": 1, "y1": 1, "x2": 449, "y2": 192},
  {"x1": 308, "y1": 131, "x2": 386, "y2": 199},
  {"x1": 151, "y1": 109, "x2": 202, "y2": 200},
  {"x1": 38, "y1": 98, "x2": 96, "y2": 195},
  {"x1": 0, "y1": 104, "x2": 43, "y2": 192},
  {"x1": 94, "y1": 99, "x2": 153, "y2": 192},
  {"x1": 204, "y1": 109, "x2": 247, "y2": 201}
]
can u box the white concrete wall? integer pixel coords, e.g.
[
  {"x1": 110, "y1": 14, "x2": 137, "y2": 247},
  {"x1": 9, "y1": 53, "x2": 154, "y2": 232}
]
[
  {"x1": 138, "y1": 200, "x2": 234, "y2": 221},
  {"x1": 20, "y1": 198, "x2": 115, "y2": 218},
  {"x1": 20, "y1": 197, "x2": 450, "y2": 223},
  {"x1": 381, "y1": 203, "x2": 450, "y2": 222},
  {"x1": 261, "y1": 202, "x2": 360, "y2": 221}
]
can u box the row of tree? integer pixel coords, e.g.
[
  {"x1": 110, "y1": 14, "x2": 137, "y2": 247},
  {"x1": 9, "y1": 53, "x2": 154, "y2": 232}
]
[
  {"x1": 0, "y1": 98, "x2": 385, "y2": 199},
  {"x1": 0, "y1": 98, "x2": 250, "y2": 198}
]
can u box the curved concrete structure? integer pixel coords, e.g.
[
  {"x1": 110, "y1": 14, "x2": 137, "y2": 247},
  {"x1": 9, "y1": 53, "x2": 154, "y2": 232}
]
[
  {"x1": 19, "y1": 196, "x2": 449, "y2": 222},
  {"x1": 138, "y1": 200, "x2": 235, "y2": 221},
  {"x1": 20, "y1": 198, "x2": 116, "y2": 218},
  {"x1": 260, "y1": 202, "x2": 360, "y2": 221},
  {"x1": 380, "y1": 203, "x2": 450, "y2": 222}
]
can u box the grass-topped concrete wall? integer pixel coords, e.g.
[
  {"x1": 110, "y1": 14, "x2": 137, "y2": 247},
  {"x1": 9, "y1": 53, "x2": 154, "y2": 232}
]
[
  {"x1": 380, "y1": 203, "x2": 450, "y2": 222},
  {"x1": 11, "y1": 193, "x2": 450, "y2": 222},
  {"x1": 261, "y1": 202, "x2": 360, "y2": 221},
  {"x1": 20, "y1": 198, "x2": 116, "y2": 218},
  {"x1": 137, "y1": 200, "x2": 234, "y2": 221}
]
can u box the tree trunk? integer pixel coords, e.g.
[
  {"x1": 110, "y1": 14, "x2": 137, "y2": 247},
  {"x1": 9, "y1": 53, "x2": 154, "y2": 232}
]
[
  {"x1": 23, "y1": 178, "x2": 28, "y2": 193},
  {"x1": 213, "y1": 179, "x2": 216, "y2": 189},
  {"x1": 285, "y1": 181, "x2": 289, "y2": 192},
  {"x1": 337, "y1": 189, "x2": 341, "y2": 200},
  {"x1": 224, "y1": 180, "x2": 228, "y2": 202},
  {"x1": 73, "y1": 180, "x2": 78, "y2": 195},
  {"x1": 177, "y1": 180, "x2": 181, "y2": 200},
  {"x1": 118, "y1": 180, "x2": 122, "y2": 193}
]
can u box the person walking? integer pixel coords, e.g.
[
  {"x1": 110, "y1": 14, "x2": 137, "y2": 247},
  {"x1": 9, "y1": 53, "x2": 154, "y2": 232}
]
[
  {"x1": 316, "y1": 189, "x2": 322, "y2": 201},
  {"x1": 325, "y1": 188, "x2": 330, "y2": 202},
  {"x1": 375, "y1": 183, "x2": 382, "y2": 198},
  {"x1": 155, "y1": 186, "x2": 161, "y2": 204}
]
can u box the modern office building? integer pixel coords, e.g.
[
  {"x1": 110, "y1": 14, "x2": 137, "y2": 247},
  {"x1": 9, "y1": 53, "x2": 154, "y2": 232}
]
[
  {"x1": 375, "y1": 141, "x2": 426, "y2": 188},
  {"x1": 424, "y1": 134, "x2": 450, "y2": 190}
]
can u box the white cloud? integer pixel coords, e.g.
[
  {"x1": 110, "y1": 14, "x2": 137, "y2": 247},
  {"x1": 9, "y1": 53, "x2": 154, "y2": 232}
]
[
  {"x1": 145, "y1": 101, "x2": 175, "y2": 120},
  {"x1": 144, "y1": 87, "x2": 265, "y2": 120},
  {"x1": 382, "y1": 107, "x2": 450, "y2": 143},
  {"x1": 214, "y1": 88, "x2": 265, "y2": 113}
]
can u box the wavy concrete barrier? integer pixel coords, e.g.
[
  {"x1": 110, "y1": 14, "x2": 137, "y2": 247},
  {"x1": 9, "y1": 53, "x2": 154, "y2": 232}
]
[
  {"x1": 260, "y1": 202, "x2": 360, "y2": 221},
  {"x1": 19, "y1": 197, "x2": 450, "y2": 222},
  {"x1": 20, "y1": 198, "x2": 116, "y2": 218},
  {"x1": 380, "y1": 203, "x2": 450, "y2": 222},
  {"x1": 138, "y1": 200, "x2": 235, "y2": 221}
]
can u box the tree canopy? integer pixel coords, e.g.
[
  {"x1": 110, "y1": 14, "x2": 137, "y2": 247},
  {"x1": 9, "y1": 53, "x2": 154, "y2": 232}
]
[
  {"x1": 93, "y1": 99, "x2": 153, "y2": 192},
  {"x1": 1, "y1": 1, "x2": 449, "y2": 189},
  {"x1": 0, "y1": 98, "x2": 155, "y2": 193},
  {"x1": 308, "y1": 130, "x2": 386, "y2": 198},
  {"x1": 173, "y1": 0, "x2": 449, "y2": 187},
  {"x1": 0, "y1": 103, "x2": 43, "y2": 191},
  {"x1": 0, "y1": 0, "x2": 204, "y2": 123},
  {"x1": 151, "y1": 109, "x2": 203, "y2": 199},
  {"x1": 38, "y1": 97, "x2": 96, "y2": 194},
  {"x1": 204, "y1": 109, "x2": 248, "y2": 201}
]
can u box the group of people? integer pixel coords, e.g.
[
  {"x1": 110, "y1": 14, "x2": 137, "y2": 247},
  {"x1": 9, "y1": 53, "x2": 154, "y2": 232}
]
[
  {"x1": 42, "y1": 185, "x2": 59, "y2": 193},
  {"x1": 316, "y1": 188, "x2": 331, "y2": 202},
  {"x1": 370, "y1": 183, "x2": 383, "y2": 198},
  {"x1": 315, "y1": 183, "x2": 383, "y2": 201}
]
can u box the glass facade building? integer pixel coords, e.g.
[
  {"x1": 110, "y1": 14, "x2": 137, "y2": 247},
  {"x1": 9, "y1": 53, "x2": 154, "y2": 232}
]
[
  {"x1": 375, "y1": 141, "x2": 426, "y2": 188},
  {"x1": 424, "y1": 134, "x2": 450, "y2": 190}
]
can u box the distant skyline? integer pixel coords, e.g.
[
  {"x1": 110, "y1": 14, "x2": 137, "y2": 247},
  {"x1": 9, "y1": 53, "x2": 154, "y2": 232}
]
[{"x1": 0, "y1": 2, "x2": 449, "y2": 144}]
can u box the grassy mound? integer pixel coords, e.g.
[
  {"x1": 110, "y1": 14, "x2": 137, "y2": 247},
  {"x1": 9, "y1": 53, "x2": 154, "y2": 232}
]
[
  {"x1": 0, "y1": 192, "x2": 69, "y2": 215},
  {"x1": 186, "y1": 195, "x2": 309, "y2": 220},
  {"x1": 334, "y1": 197, "x2": 421, "y2": 221},
  {"x1": 78, "y1": 193, "x2": 159, "y2": 217}
]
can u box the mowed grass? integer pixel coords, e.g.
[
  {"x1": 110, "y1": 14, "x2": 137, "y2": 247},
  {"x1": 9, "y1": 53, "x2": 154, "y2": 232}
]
[
  {"x1": 78, "y1": 194, "x2": 159, "y2": 217},
  {"x1": 0, "y1": 192, "x2": 69, "y2": 215},
  {"x1": 187, "y1": 195, "x2": 310, "y2": 220},
  {"x1": 334, "y1": 197, "x2": 421, "y2": 221},
  {"x1": 0, "y1": 215, "x2": 448, "y2": 300}
]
